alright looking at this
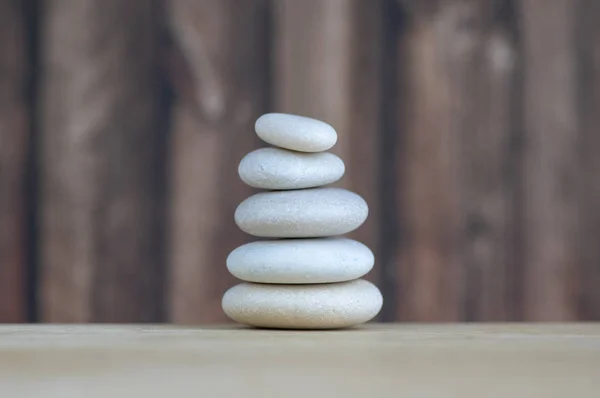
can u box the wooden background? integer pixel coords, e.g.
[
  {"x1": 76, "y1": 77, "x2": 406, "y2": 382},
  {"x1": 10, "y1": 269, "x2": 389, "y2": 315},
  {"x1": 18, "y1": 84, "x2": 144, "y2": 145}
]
[{"x1": 1, "y1": 0, "x2": 599, "y2": 324}]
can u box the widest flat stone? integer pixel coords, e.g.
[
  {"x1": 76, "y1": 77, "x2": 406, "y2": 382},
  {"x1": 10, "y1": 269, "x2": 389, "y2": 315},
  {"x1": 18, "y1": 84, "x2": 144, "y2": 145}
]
[
  {"x1": 238, "y1": 147, "x2": 344, "y2": 190},
  {"x1": 227, "y1": 238, "x2": 374, "y2": 284},
  {"x1": 234, "y1": 187, "x2": 368, "y2": 238},
  {"x1": 255, "y1": 113, "x2": 337, "y2": 152},
  {"x1": 221, "y1": 279, "x2": 383, "y2": 329}
]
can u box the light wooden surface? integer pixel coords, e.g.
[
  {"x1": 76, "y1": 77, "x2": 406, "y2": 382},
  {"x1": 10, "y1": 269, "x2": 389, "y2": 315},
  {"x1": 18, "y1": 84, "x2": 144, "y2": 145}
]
[{"x1": 0, "y1": 323, "x2": 599, "y2": 397}]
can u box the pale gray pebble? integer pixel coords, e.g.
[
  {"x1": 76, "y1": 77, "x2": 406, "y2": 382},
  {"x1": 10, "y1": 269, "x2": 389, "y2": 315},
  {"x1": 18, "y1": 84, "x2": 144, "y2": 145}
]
[
  {"x1": 255, "y1": 113, "x2": 337, "y2": 152},
  {"x1": 238, "y1": 147, "x2": 345, "y2": 190},
  {"x1": 234, "y1": 187, "x2": 368, "y2": 238},
  {"x1": 221, "y1": 279, "x2": 383, "y2": 329},
  {"x1": 227, "y1": 238, "x2": 374, "y2": 284}
]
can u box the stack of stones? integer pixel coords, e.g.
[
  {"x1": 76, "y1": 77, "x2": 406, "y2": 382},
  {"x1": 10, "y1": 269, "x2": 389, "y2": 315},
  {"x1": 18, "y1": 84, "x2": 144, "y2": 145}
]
[{"x1": 222, "y1": 113, "x2": 383, "y2": 329}]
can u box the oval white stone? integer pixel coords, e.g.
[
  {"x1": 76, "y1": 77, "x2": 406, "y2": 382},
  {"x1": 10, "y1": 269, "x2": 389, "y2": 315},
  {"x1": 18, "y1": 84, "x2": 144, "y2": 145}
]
[
  {"x1": 234, "y1": 187, "x2": 368, "y2": 238},
  {"x1": 255, "y1": 113, "x2": 337, "y2": 152},
  {"x1": 227, "y1": 238, "x2": 374, "y2": 284},
  {"x1": 238, "y1": 147, "x2": 344, "y2": 190},
  {"x1": 222, "y1": 279, "x2": 383, "y2": 329}
]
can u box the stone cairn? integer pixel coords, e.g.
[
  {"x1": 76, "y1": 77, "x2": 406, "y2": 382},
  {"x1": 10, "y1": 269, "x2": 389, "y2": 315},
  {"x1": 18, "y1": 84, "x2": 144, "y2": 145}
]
[{"x1": 222, "y1": 113, "x2": 382, "y2": 329}]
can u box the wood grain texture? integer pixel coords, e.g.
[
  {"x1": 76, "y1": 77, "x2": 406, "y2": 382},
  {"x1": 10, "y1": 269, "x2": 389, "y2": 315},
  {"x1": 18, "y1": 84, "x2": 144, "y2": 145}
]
[
  {"x1": 1, "y1": 324, "x2": 600, "y2": 397},
  {"x1": 394, "y1": 0, "x2": 466, "y2": 321},
  {"x1": 38, "y1": 0, "x2": 164, "y2": 322},
  {"x1": 273, "y1": 0, "x2": 383, "y2": 288},
  {"x1": 520, "y1": 0, "x2": 579, "y2": 321},
  {"x1": 455, "y1": 1, "x2": 521, "y2": 321},
  {"x1": 393, "y1": 0, "x2": 521, "y2": 321},
  {"x1": 166, "y1": 0, "x2": 269, "y2": 323},
  {"x1": 0, "y1": 0, "x2": 28, "y2": 322},
  {"x1": 576, "y1": 0, "x2": 600, "y2": 320},
  {"x1": 2, "y1": 0, "x2": 600, "y2": 324}
]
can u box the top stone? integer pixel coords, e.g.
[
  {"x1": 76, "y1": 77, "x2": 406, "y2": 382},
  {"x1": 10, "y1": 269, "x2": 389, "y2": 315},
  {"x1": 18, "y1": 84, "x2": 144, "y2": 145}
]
[{"x1": 255, "y1": 113, "x2": 337, "y2": 152}]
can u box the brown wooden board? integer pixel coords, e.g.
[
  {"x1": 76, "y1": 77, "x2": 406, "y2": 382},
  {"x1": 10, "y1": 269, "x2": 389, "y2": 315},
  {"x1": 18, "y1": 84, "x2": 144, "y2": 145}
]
[
  {"x1": 3, "y1": 0, "x2": 600, "y2": 323},
  {"x1": 0, "y1": 0, "x2": 29, "y2": 322},
  {"x1": 576, "y1": 0, "x2": 600, "y2": 320},
  {"x1": 520, "y1": 0, "x2": 579, "y2": 321},
  {"x1": 166, "y1": 0, "x2": 269, "y2": 323},
  {"x1": 38, "y1": 0, "x2": 165, "y2": 322},
  {"x1": 392, "y1": 0, "x2": 521, "y2": 321},
  {"x1": 393, "y1": 0, "x2": 464, "y2": 321},
  {"x1": 453, "y1": 1, "x2": 522, "y2": 321}
]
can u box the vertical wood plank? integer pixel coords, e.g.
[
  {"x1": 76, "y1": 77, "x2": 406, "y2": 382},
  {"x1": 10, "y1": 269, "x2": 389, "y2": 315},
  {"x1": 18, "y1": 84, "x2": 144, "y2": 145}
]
[
  {"x1": 273, "y1": 0, "x2": 383, "y2": 289},
  {"x1": 39, "y1": 0, "x2": 164, "y2": 322},
  {"x1": 520, "y1": 0, "x2": 579, "y2": 321},
  {"x1": 0, "y1": 0, "x2": 28, "y2": 322},
  {"x1": 166, "y1": 0, "x2": 269, "y2": 323},
  {"x1": 393, "y1": 0, "x2": 520, "y2": 321},
  {"x1": 458, "y1": 1, "x2": 521, "y2": 321},
  {"x1": 394, "y1": 0, "x2": 463, "y2": 322},
  {"x1": 576, "y1": 0, "x2": 600, "y2": 320}
]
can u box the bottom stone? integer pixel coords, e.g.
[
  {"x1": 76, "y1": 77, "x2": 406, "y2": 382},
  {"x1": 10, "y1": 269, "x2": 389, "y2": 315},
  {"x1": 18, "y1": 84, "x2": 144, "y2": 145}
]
[{"x1": 221, "y1": 279, "x2": 383, "y2": 330}]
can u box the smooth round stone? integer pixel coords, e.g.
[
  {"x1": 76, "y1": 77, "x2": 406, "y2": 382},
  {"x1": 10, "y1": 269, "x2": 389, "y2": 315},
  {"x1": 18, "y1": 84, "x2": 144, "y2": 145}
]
[
  {"x1": 222, "y1": 279, "x2": 383, "y2": 329},
  {"x1": 238, "y1": 147, "x2": 345, "y2": 190},
  {"x1": 255, "y1": 113, "x2": 337, "y2": 152},
  {"x1": 234, "y1": 187, "x2": 368, "y2": 238},
  {"x1": 227, "y1": 238, "x2": 374, "y2": 284}
]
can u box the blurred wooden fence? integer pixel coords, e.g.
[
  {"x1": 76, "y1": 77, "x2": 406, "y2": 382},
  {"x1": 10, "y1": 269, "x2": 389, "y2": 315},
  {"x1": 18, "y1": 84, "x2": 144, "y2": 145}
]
[{"x1": 1, "y1": 0, "x2": 599, "y2": 323}]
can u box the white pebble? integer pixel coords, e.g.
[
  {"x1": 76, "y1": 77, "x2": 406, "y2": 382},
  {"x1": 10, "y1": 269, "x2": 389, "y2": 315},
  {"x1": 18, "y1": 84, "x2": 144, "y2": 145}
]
[
  {"x1": 238, "y1": 147, "x2": 344, "y2": 190},
  {"x1": 255, "y1": 113, "x2": 337, "y2": 152},
  {"x1": 222, "y1": 279, "x2": 383, "y2": 329},
  {"x1": 234, "y1": 187, "x2": 368, "y2": 238},
  {"x1": 227, "y1": 238, "x2": 374, "y2": 284}
]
